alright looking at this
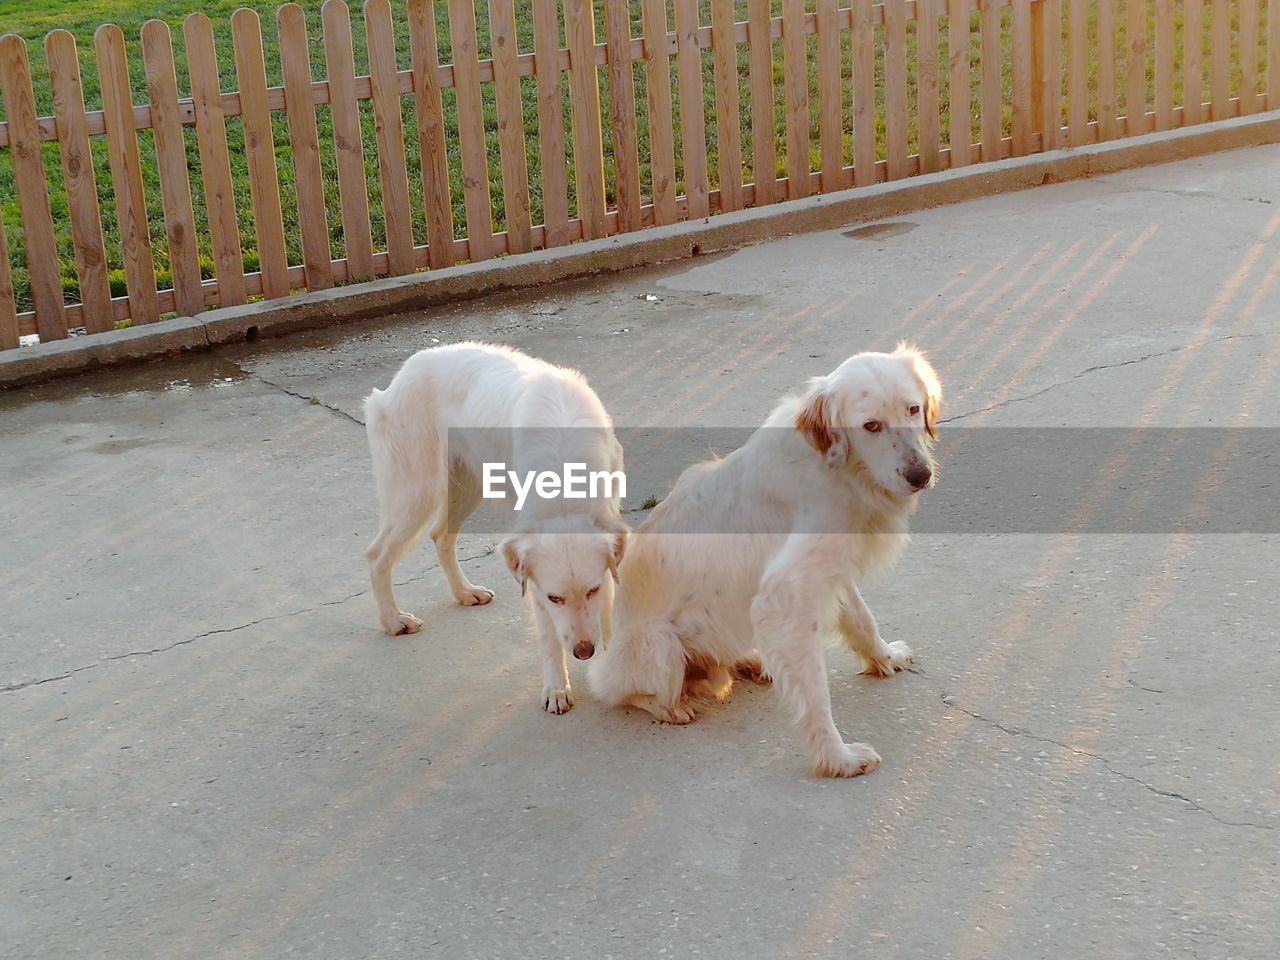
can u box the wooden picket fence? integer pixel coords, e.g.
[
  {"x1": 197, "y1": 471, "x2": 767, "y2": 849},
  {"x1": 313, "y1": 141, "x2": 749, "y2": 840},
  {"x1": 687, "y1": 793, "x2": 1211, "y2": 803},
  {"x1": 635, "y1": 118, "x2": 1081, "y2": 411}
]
[{"x1": 1, "y1": 0, "x2": 1277, "y2": 349}]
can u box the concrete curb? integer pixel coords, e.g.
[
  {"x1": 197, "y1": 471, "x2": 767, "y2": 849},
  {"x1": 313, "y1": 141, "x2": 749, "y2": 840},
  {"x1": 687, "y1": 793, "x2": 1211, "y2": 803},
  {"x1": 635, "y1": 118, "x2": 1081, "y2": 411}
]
[{"x1": 5, "y1": 113, "x2": 1279, "y2": 389}]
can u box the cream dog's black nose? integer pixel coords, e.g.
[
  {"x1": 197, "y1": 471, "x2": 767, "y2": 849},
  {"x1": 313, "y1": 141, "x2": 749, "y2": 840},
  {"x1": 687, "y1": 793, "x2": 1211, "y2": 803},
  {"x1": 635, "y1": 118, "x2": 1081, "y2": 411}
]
[
  {"x1": 573, "y1": 640, "x2": 595, "y2": 660},
  {"x1": 903, "y1": 462, "x2": 932, "y2": 490}
]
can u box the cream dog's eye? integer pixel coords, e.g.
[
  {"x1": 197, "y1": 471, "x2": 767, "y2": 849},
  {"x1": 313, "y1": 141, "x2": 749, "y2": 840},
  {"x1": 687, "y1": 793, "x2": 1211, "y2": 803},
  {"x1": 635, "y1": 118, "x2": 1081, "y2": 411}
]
[
  {"x1": 547, "y1": 595, "x2": 565, "y2": 606},
  {"x1": 587, "y1": 585, "x2": 600, "y2": 599},
  {"x1": 909, "y1": 405, "x2": 921, "y2": 416},
  {"x1": 863, "y1": 420, "x2": 882, "y2": 433}
]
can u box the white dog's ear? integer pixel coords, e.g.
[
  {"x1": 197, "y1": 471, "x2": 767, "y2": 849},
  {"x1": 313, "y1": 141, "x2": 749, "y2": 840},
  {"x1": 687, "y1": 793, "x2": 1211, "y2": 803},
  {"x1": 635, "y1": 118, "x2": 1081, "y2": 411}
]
[
  {"x1": 500, "y1": 534, "x2": 530, "y2": 596},
  {"x1": 596, "y1": 515, "x2": 630, "y2": 582},
  {"x1": 897, "y1": 342, "x2": 942, "y2": 439},
  {"x1": 795, "y1": 387, "x2": 849, "y2": 468}
]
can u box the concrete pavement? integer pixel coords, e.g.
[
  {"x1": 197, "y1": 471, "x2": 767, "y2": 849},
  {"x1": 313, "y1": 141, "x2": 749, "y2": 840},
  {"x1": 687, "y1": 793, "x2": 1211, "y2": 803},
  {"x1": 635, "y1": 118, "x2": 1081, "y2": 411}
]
[{"x1": 3, "y1": 145, "x2": 1279, "y2": 959}]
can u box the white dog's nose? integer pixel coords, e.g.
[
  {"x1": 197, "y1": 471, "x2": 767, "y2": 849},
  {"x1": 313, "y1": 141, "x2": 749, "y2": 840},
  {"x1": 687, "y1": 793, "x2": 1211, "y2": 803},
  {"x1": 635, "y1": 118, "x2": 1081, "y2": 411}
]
[
  {"x1": 573, "y1": 640, "x2": 595, "y2": 660},
  {"x1": 903, "y1": 462, "x2": 933, "y2": 490}
]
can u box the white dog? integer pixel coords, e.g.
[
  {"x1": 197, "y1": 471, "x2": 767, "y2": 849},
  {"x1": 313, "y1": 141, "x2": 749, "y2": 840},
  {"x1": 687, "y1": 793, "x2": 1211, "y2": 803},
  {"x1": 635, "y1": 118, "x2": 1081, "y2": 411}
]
[
  {"x1": 589, "y1": 345, "x2": 940, "y2": 776},
  {"x1": 365, "y1": 343, "x2": 628, "y2": 714}
]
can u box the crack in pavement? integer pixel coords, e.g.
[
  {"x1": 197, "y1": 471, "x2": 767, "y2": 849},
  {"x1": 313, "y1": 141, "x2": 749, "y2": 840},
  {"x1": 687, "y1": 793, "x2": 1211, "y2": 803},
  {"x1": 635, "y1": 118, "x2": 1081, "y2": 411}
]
[
  {"x1": 1, "y1": 547, "x2": 496, "y2": 694},
  {"x1": 234, "y1": 363, "x2": 366, "y2": 427},
  {"x1": 943, "y1": 696, "x2": 1274, "y2": 832},
  {"x1": 942, "y1": 332, "x2": 1267, "y2": 423},
  {"x1": 318, "y1": 546, "x2": 496, "y2": 608}
]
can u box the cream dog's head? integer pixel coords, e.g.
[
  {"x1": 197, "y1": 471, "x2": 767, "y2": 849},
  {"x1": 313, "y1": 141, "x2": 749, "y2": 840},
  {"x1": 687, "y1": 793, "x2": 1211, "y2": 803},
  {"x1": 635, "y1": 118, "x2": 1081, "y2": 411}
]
[
  {"x1": 795, "y1": 343, "x2": 941, "y2": 498},
  {"x1": 500, "y1": 513, "x2": 628, "y2": 661}
]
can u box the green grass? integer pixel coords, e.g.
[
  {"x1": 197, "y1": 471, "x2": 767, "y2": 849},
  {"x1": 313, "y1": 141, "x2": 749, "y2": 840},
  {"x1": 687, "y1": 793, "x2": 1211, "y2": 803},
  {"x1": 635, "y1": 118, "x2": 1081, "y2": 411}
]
[{"x1": 0, "y1": 1, "x2": 1269, "y2": 319}]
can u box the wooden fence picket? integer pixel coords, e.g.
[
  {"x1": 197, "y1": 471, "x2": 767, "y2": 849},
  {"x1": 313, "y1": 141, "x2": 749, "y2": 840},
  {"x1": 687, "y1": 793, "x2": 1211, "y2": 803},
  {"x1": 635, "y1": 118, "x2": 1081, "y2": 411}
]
[
  {"x1": 232, "y1": 9, "x2": 290, "y2": 299},
  {"x1": 323, "y1": 1, "x2": 375, "y2": 281},
  {"x1": 1011, "y1": 0, "x2": 1033, "y2": 155},
  {"x1": 1127, "y1": 0, "x2": 1148, "y2": 134},
  {"x1": 711, "y1": 0, "x2": 745, "y2": 209},
  {"x1": 490, "y1": 0, "x2": 535, "y2": 250},
  {"x1": 366, "y1": 0, "x2": 417, "y2": 274},
  {"x1": 1183, "y1": 0, "x2": 1203, "y2": 124},
  {"x1": 747, "y1": 0, "x2": 777, "y2": 202},
  {"x1": 278, "y1": 3, "x2": 333, "y2": 290},
  {"x1": 141, "y1": 19, "x2": 204, "y2": 317},
  {"x1": 642, "y1": 0, "x2": 680, "y2": 222},
  {"x1": 675, "y1": 0, "x2": 711, "y2": 216},
  {"x1": 1068, "y1": 0, "x2": 1089, "y2": 143},
  {"x1": 1211, "y1": 0, "x2": 1230, "y2": 121},
  {"x1": 782, "y1": 0, "x2": 810, "y2": 198},
  {"x1": 447, "y1": 0, "x2": 497, "y2": 258},
  {"x1": 406, "y1": 0, "x2": 455, "y2": 266},
  {"x1": 948, "y1": 0, "x2": 971, "y2": 167},
  {"x1": 0, "y1": 35, "x2": 69, "y2": 338},
  {"x1": 565, "y1": 0, "x2": 608, "y2": 237},
  {"x1": 917, "y1": 0, "x2": 941, "y2": 174},
  {"x1": 603, "y1": 0, "x2": 643, "y2": 231},
  {"x1": 885, "y1": 0, "x2": 909, "y2": 179},
  {"x1": 94, "y1": 26, "x2": 159, "y2": 326},
  {"x1": 1153, "y1": 0, "x2": 1174, "y2": 130},
  {"x1": 1270, "y1": 0, "x2": 1280, "y2": 111},
  {"x1": 0, "y1": 219, "x2": 18, "y2": 349},
  {"x1": 185, "y1": 14, "x2": 247, "y2": 307},
  {"x1": 1097, "y1": 0, "x2": 1119, "y2": 138},
  {"x1": 1240, "y1": 0, "x2": 1259, "y2": 114},
  {"x1": 45, "y1": 30, "x2": 113, "y2": 332},
  {"x1": 1040, "y1": 0, "x2": 1063, "y2": 149},
  {"x1": 980, "y1": 0, "x2": 1002, "y2": 162},
  {"x1": 816, "y1": 0, "x2": 843, "y2": 191}
]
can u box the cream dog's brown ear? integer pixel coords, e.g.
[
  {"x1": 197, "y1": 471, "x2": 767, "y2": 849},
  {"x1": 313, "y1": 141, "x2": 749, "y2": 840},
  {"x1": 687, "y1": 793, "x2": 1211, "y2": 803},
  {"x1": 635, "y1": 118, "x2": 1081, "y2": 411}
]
[
  {"x1": 897, "y1": 343, "x2": 943, "y2": 439},
  {"x1": 500, "y1": 534, "x2": 530, "y2": 596},
  {"x1": 795, "y1": 387, "x2": 849, "y2": 467}
]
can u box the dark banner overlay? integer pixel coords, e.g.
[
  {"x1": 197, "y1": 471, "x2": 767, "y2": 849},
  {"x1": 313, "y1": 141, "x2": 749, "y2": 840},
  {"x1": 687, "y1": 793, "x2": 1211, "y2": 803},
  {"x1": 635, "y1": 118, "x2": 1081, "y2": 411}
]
[{"x1": 444, "y1": 428, "x2": 1280, "y2": 534}]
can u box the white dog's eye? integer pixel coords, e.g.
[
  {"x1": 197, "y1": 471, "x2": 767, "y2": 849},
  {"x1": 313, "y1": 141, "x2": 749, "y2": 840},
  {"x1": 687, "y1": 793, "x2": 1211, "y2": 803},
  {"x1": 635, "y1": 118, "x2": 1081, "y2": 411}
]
[
  {"x1": 547, "y1": 594, "x2": 565, "y2": 606},
  {"x1": 587, "y1": 585, "x2": 600, "y2": 600},
  {"x1": 863, "y1": 420, "x2": 883, "y2": 433},
  {"x1": 909, "y1": 405, "x2": 921, "y2": 417}
]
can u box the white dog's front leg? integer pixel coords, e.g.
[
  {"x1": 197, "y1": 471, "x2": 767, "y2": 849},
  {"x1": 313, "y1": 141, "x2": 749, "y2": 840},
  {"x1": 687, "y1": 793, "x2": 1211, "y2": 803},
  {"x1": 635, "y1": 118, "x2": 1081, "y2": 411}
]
[
  {"x1": 534, "y1": 605, "x2": 573, "y2": 715},
  {"x1": 837, "y1": 582, "x2": 913, "y2": 678},
  {"x1": 753, "y1": 535, "x2": 881, "y2": 778}
]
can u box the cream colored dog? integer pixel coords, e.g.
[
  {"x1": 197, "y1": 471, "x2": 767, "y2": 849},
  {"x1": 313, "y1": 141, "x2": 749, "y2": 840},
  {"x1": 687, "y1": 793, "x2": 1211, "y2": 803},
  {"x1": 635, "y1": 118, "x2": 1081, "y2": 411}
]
[
  {"x1": 589, "y1": 345, "x2": 940, "y2": 777},
  {"x1": 365, "y1": 343, "x2": 627, "y2": 714}
]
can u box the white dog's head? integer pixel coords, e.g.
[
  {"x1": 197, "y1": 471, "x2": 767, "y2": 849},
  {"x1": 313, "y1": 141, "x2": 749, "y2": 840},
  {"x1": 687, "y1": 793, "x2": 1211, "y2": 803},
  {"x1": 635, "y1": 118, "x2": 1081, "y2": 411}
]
[
  {"x1": 500, "y1": 514, "x2": 629, "y2": 661},
  {"x1": 795, "y1": 343, "x2": 942, "y2": 498}
]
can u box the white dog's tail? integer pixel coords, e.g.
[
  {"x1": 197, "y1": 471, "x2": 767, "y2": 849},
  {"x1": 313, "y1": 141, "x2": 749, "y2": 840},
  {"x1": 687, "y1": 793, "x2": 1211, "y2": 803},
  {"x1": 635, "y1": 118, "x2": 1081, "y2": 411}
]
[
  {"x1": 364, "y1": 386, "x2": 389, "y2": 430},
  {"x1": 364, "y1": 387, "x2": 397, "y2": 524}
]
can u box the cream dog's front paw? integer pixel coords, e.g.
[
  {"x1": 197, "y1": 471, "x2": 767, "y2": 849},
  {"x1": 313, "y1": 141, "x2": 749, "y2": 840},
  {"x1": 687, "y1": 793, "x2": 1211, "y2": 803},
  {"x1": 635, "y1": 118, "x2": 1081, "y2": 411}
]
[{"x1": 542, "y1": 685, "x2": 574, "y2": 715}]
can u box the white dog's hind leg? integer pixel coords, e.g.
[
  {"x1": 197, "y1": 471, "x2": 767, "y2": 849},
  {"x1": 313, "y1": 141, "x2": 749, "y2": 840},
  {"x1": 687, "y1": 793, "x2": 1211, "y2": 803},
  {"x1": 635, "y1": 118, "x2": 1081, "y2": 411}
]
[
  {"x1": 535, "y1": 605, "x2": 573, "y2": 714},
  {"x1": 589, "y1": 621, "x2": 692, "y2": 722},
  {"x1": 836, "y1": 583, "x2": 912, "y2": 678},
  {"x1": 428, "y1": 471, "x2": 494, "y2": 607},
  {"x1": 753, "y1": 538, "x2": 881, "y2": 778},
  {"x1": 367, "y1": 497, "x2": 433, "y2": 637}
]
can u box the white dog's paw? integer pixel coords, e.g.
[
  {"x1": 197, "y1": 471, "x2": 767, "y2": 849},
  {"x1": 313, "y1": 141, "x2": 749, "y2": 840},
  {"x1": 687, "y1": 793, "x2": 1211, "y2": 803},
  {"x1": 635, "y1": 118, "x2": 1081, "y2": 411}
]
[
  {"x1": 542, "y1": 685, "x2": 574, "y2": 715},
  {"x1": 815, "y1": 742, "x2": 882, "y2": 779},
  {"x1": 383, "y1": 612, "x2": 423, "y2": 636},
  {"x1": 860, "y1": 640, "x2": 913, "y2": 678},
  {"x1": 455, "y1": 584, "x2": 495, "y2": 607},
  {"x1": 732, "y1": 655, "x2": 773, "y2": 686},
  {"x1": 657, "y1": 701, "x2": 696, "y2": 724},
  {"x1": 629, "y1": 694, "x2": 697, "y2": 725}
]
